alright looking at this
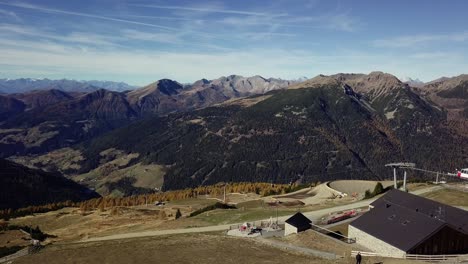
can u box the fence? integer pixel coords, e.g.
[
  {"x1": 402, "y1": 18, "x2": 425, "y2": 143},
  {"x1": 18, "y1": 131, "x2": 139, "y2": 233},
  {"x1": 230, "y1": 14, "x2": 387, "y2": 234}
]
[
  {"x1": 228, "y1": 220, "x2": 285, "y2": 231},
  {"x1": 406, "y1": 253, "x2": 468, "y2": 262},
  {"x1": 0, "y1": 248, "x2": 29, "y2": 263},
  {"x1": 0, "y1": 245, "x2": 43, "y2": 264},
  {"x1": 351, "y1": 250, "x2": 468, "y2": 262}
]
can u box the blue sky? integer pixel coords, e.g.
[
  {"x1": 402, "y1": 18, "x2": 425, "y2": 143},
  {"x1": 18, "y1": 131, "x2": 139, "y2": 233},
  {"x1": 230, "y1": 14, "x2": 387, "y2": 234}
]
[{"x1": 0, "y1": 0, "x2": 467, "y2": 85}]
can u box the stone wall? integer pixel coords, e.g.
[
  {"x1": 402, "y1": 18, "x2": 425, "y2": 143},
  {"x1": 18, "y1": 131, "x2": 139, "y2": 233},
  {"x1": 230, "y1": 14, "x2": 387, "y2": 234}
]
[
  {"x1": 348, "y1": 225, "x2": 406, "y2": 257},
  {"x1": 284, "y1": 223, "x2": 297, "y2": 236}
]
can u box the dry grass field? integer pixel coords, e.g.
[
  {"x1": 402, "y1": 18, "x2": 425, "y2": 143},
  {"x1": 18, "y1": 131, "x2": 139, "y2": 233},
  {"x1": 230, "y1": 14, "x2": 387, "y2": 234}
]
[
  {"x1": 274, "y1": 229, "x2": 354, "y2": 256},
  {"x1": 7, "y1": 183, "x2": 457, "y2": 244},
  {"x1": 3, "y1": 183, "x2": 459, "y2": 263},
  {"x1": 421, "y1": 187, "x2": 468, "y2": 207},
  {"x1": 14, "y1": 234, "x2": 332, "y2": 264},
  {"x1": 270, "y1": 230, "x2": 421, "y2": 264},
  {"x1": 0, "y1": 230, "x2": 30, "y2": 248},
  {"x1": 7, "y1": 193, "x2": 354, "y2": 243},
  {"x1": 8, "y1": 198, "x2": 217, "y2": 242}
]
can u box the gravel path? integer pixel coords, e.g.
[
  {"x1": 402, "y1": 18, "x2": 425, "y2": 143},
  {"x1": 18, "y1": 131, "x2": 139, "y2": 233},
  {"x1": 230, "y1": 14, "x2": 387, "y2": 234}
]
[{"x1": 81, "y1": 185, "x2": 443, "y2": 243}]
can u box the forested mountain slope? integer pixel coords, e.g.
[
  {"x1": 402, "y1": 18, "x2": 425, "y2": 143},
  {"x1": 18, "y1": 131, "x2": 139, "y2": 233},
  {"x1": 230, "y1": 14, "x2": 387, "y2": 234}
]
[
  {"x1": 0, "y1": 159, "x2": 99, "y2": 210},
  {"x1": 74, "y1": 75, "x2": 466, "y2": 191}
]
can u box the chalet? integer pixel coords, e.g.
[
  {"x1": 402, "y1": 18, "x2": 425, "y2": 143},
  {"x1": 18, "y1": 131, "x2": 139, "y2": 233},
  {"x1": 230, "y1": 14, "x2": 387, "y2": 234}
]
[
  {"x1": 284, "y1": 212, "x2": 312, "y2": 236},
  {"x1": 349, "y1": 189, "x2": 468, "y2": 257}
]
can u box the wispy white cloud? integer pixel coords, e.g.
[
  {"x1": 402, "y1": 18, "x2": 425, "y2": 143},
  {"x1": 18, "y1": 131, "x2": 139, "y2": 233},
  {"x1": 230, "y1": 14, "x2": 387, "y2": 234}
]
[
  {"x1": 326, "y1": 13, "x2": 358, "y2": 32},
  {"x1": 129, "y1": 4, "x2": 287, "y2": 17},
  {"x1": 0, "y1": 38, "x2": 71, "y2": 53},
  {"x1": 124, "y1": 14, "x2": 197, "y2": 22},
  {"x1": 0, "y1": 22, "x2": 231, "y2": 53},
  {"x1": 1, "y1": 35, "x2": 466, "y2": 85},
  {"x1": 373, "y1": 32, "x2": 468, "y2": 48},
  {"x1": 0, "y1": 8, "x2": 20, "y2": 21},
  {"x1": 305, "y1": 0, "x2": 320, "y2": 9},
  {"x1": 220, "y1": 15, "x2": 281, "y2": 28},
  {"x1": 2, "y1": 0, "x2": 463, "y2": 84},
  {"x1": 238, "y1": 32, "x2": 296, "y2": 41},
  {"x1": 121, "y1": 29, "x2": 182, "y2": 44},
  {"x1": 409, "y1": 52, "x2": 455, "y2": 59},
  {"x1": 219, "y1": 11, "x2": 359, "y2": 32},
  {"x1": 0, "y1": 23, "x2": 120, "y2": 47},
  {"x1": 0, "y1": 1, "x2": 177, "y2": 31}
]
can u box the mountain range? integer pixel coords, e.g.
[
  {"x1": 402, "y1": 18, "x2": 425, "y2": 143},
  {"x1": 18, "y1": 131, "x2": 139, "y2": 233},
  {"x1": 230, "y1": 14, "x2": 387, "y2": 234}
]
[
  {"x1": 0, "y1": 75, "x2": 295, "y2": 157},
  {"x1": 0, "y1": 78, "x2": 136, "y2": 93},
  {"x1": 1, "y1": 72, "x2": 467, "y2": 200},
  {"x1": 74, "y1": 72, "x2": 465, "y2": 192}
]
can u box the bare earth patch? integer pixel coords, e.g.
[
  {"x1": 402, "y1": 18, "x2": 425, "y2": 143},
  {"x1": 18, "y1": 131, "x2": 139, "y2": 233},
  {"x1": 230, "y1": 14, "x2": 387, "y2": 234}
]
[{"x1": 328, "y1": 180, "x2": 394, "y2": 199}]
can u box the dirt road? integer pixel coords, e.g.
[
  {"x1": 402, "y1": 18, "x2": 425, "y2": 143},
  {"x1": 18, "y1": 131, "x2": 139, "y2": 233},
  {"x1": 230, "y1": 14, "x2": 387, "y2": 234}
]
[{"x1": 82, "y1": 186, "x2": 443, "y2": 243}]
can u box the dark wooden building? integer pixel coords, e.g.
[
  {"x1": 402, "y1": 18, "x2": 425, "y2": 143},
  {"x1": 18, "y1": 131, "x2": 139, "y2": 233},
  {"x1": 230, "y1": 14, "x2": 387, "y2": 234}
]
[
  {"x1": 284, "y1": 212, "x2": 312, "y2": 236},
  {"x1": 349, "y1": 189, "x2": 468, "y2": 256}
]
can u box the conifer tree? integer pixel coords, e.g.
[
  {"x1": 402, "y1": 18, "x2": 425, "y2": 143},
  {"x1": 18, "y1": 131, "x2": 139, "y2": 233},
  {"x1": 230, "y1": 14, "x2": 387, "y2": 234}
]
[{"x1": 175, "y1": 209, "x2": 182, "y2": 219}]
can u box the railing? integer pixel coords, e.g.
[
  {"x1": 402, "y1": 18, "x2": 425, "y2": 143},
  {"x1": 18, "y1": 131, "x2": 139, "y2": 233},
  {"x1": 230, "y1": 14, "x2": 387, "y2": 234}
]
[
  {"x1": 0, "y1": 245, "x2": 43, "y2": 263},
  {"x1": 351, "y1": 251, "x2": 393, "y2": 258},
  {"x1": 311, "y1": 224, "x2": 356, "y2": 244},
  {"x1": 406, "y1": 253, "x2": 468, "y2": 261},
  {"x1": 351, "y1": 250, "x2": 468, "y2": 262},
  {"x1": 228, "y1": 220, "x2": 285, "y2": 231}
]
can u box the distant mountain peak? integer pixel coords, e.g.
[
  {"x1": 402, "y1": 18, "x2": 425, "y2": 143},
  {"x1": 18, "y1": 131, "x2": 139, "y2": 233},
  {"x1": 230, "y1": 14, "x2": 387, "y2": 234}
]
[
  {"x1": 328, "y1": 72, "x2": 405, "y2": 100},
  {"x1": 289, "y1": 74, "x2": 340, "y2": 89},
  {"x1": 125, "y1": 79, "x2": 184, "y2": 115},
  {"x1": 155, "y1": 79, "x2": 184, "y2": 95},
  {"x1": 401, "y1": 77, "x2": 425, "y2": 87},
  {"x1": 193, "y1": 78, "x2": 210, "y2": 86},
  {"x1": 0, "y1": 78, "x2": 135, "y2": 93},
  {"x1": 128, "y1": 79, "x2": 183, "y2": 97},
  {"x1": 424, "y1": 74, "x2": 468, "y2": 94},
  {"x1": 367, "y1": 71, "x2": 402, "y2": 82}
]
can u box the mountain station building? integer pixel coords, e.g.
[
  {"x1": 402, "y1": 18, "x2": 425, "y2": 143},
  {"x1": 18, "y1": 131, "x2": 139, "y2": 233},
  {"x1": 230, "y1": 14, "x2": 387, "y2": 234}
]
[
  {"x1": 284, "y1": 212, "x2": 312, "y2": 236},
  {"x1": 349, "y1": 189, "x2": 468, "y2": 257}
]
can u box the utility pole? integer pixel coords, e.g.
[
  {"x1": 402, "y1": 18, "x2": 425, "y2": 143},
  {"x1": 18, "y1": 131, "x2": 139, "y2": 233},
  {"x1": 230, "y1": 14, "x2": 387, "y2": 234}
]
[
  {"x1": 276, "y1": 206, "x2": 278, "y2": 225},
  {"x1": 403, "y1": 170, "x2": 407, "y2": 191},
  {"x1": 393, "y1": 167, "x2": 397, "y2": 189},
  {"x1": 223, "y1": 184, "x2": 227, "y2": 204}
]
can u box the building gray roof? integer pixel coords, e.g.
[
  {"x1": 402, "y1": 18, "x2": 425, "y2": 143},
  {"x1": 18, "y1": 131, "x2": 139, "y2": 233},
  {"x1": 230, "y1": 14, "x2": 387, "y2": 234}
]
[
  {"x1": 350, "y1": 189, "x2": 468, "y2": 252},
  {"x1": 285, "y1": 212, "x2": 312, "y2": 228}
]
